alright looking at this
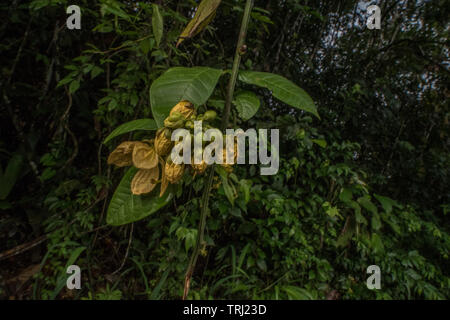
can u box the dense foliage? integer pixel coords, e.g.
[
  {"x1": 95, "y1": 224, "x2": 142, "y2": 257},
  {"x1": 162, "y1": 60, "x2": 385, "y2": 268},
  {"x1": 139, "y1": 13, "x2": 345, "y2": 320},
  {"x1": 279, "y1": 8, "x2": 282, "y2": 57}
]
[{"x1": 1, "y1": 0, "x2": 448, "y2": 300}]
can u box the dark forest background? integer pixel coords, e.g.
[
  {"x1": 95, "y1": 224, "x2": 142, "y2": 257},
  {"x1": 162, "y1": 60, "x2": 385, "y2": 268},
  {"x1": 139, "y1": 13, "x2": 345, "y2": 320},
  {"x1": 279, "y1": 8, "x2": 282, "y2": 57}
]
[{"x1": 0, "y1": 0, "x2": 448, "y2": 299}]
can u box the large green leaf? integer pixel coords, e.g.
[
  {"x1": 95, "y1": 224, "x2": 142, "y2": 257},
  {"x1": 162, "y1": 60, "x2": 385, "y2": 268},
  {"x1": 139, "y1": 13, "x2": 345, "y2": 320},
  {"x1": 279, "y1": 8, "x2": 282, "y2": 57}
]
[
  {"x1": 152, "y1": 4, "x2": 163, "y2": 48},
  {"x1": 238, "y1": 71, "x2": 319, "y2": 118},
  {"x1": 234, "y1": 91, "x2": 260, "y2": 120},
  {"x1": 150, "y1": 67, "x2": 222, "y2": 127},
  {"x1": 103, "y1": 119, "x2": 157, "y2": 144},
  {"x1": 107, "y1": 167, "x2": 173, "y2": 226}
]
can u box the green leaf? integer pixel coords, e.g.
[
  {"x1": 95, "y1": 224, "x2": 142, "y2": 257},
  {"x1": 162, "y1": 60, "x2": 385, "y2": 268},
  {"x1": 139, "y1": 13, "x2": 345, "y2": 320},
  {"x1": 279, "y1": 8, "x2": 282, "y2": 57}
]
[
  {"x1": 374, "y1": 193, "x2": 402, "y2": 214},
  {"x1": 101, "y1": 2, "x2": 131, "y2": 21},
  {"x1": 339, "y1": 187, "x2": 353, "y2": 203},
  {"x1": 149, "y1": 268, "x2": 170, "y2": 300},
  {"x1": 282, "y1": 286, "x2": 314, "y2": 300},
  {"x1": 207, "y1": 99, "x2": 225, "y2": 110},
  {"x1": 0, "y1": 154, "x2": 24, "y2": 200},
  {"x1": 371, "y1": 212, "x2": 382, "y2": 230},
  {"x1": 103, "y1": 119, "x2": 158, "y2": 144},
  {"x1": 358, "y1": 195, "x2": 378, "y2": 215},
  {"x1": 152, "y1": 4, "x2": 163, "y2": 48},
  {"x1": 69, "y1": 80, "x2": 80, "y2": 94},
  {"x1": 90, "y1": 66, "x2": 103, "y2": 79},
  {"x1": 150, "y1": 67, "x2": 222, "y2": 127},
  {"x1": 312, "y1": 139, "x2": 327, "y2": 148},
  {"x1": 371, "y1": 233, "x2": 384, "y2": 254},
  {"x1": 238, "y1": 71, "x2": 319, "y2": 118},
  {"x1": 106, "y1": 167, "x2": 173, "y2": 226},
  {"x1": 176, "y1": 0, "x2": 221, "y2": 47},
  {"x1": 233, "y1": 91, "x2": 260, "y2": 120}
]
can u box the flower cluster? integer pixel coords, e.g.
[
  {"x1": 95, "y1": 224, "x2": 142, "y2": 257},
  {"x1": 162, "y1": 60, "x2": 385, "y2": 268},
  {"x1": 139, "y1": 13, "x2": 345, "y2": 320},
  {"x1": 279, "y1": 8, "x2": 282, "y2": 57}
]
[{"x1": 107, "y1": 101, "x2": 237, "y2": 196}]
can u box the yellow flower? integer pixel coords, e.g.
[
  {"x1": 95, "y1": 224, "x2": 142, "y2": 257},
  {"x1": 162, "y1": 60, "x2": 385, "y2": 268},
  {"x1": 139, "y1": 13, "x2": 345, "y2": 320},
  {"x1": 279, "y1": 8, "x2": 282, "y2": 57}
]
[
  {"x1": 132, "y1": 141, "x2": 158, "y2": 169},
  {"x1": 165, "y1": 161, "x2": 185, "y2": 184},
  {"x1": 107, "y1": 141, "x2": 139, "y2": 167},
  {"x1": 131, "y1": 166, "x2": 159, "y2": 195},
  {"x1": 170, "y1": 100, "x2": 195, "y2": 119},
  {"x1": 155, "y1": 128, "x2": 174, "y2": 156}
]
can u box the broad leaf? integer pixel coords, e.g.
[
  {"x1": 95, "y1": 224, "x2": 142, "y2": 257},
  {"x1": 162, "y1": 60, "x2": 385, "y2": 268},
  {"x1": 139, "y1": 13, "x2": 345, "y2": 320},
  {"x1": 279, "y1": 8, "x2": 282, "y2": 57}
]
[
  {"x1": 107, "y1": 167, "x2": 173, "y2": 226},
  {"x1": 374, "y1": 193, "x2": 402, "y2": 214},
  {"x1": 282, "y1": 286, "x2": 314, "y2": 300},
  {"x1": 234, "y1": 91, "x2": 260, "y2": 120},
  {"x1": 339, "y1": 187, "x2": 353, "y2": 203},
  {"x1": 152, "y1": 4, "x2": 163, "y2": 48},
  {"x1": 150, "y1": 67, "x2": 222, "y2": 127},
  {"x1": 238, "y1": 71, "x2": 319, "y2": 118},
  {"x1": 312, "y1": 139, "x2": 327, "y2": 148},
  {"x1": 357, "y1": 195, "x2": 378, "y2": 215},
  {"x1": 103, "y1": 119, "x2": 157, "y2": 144},
  {"x1": 176, "y1": 0, "x2": 221, "y2": 47}
]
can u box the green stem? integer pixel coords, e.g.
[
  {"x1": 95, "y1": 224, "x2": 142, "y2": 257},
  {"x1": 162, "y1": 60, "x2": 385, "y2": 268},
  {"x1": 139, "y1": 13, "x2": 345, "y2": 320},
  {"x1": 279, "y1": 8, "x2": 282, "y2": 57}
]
[{"x1": 183, "y1": 0, "x2": 254, "y2": 300}]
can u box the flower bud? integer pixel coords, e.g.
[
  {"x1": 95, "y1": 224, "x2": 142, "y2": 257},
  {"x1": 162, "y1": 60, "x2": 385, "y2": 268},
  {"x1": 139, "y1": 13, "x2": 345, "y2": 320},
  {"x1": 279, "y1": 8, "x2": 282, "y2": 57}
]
[
  {"x1": 164, "y1": 115, "x2": 185, "y2": 129},
  {"x1": 203, "y1": 110, "x2": 217, "y2": 121},
  {"x1": 185, "y1": 120, "x2": 194, "y2": 130}
]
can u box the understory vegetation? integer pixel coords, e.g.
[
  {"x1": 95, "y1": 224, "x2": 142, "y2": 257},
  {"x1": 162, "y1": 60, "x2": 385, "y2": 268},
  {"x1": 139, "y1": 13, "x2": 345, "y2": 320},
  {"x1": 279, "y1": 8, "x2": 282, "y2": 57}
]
[{"x1": 0, "y1": 0, "x2": 449, "y2": 300}]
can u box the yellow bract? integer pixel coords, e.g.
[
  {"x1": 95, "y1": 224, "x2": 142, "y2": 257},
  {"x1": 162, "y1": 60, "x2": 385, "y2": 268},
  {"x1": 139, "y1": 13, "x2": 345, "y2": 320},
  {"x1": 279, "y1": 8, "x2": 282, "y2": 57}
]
[
  {"x1": 165, "y1": 161, "x2": 185, "y2": 184},
  {"x1": 107, "y1": 141, "x2": 139, "y2": 167},
  {"x1": 131, "y1": 167, "x2": 159, "y2": 195},
  {"x1": 170, "y1": 100, "x2": 195, "y2": 119},
  {"x1": 155, "y1": 128, "x2": 174, "y2": 156},
  {"x1": 132, "y1": 142, "x2": 158, "y2": 169}
]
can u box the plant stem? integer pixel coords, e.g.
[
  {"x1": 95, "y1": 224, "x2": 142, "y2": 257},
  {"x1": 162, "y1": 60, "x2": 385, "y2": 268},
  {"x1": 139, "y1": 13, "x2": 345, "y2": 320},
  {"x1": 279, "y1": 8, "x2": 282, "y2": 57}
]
[{"x1": 183, "y1": 0, "x2": 254, "y2": 300}]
